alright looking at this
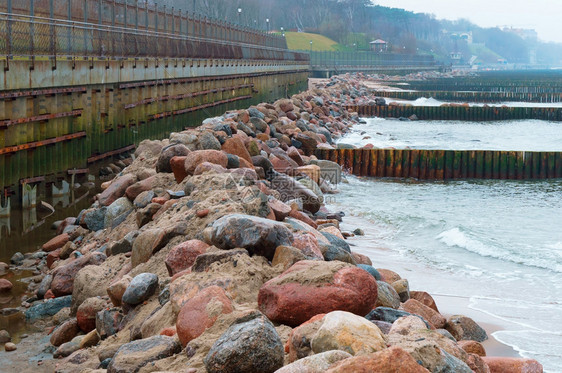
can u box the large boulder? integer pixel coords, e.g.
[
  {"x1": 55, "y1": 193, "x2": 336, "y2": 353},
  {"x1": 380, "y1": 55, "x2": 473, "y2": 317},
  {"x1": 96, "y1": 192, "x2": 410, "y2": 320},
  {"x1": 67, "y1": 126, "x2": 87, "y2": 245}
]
[
  {"x1": 222, "y1": 137, "x2": 253, "y2": 164},
  {"x1": 482, "y1": 357, "x2": 543, "y2": 373},
  {"x1": 275, "y1": 350, "x2": 352, "y2": 373},
  {"x1": 98, "y1": 174, "x2": 137, "y2": 207},
  {"x1": 204, "y1": 315, "x2": 284, "y2": 373},
  {"x1": 122, "y1": 273, "x2": 159, "y2": 306},
  {"x1": 156, "y1": 143, "x2": 190, "y2": 173},
  {"x1": 269, "y1": 172, "x2": 322, "y2": 213},
  {"x1": 176, "y1": 286, "x2": 233, "y2": 347},
  {"x1": 76, "y1": 297, "x2": 107, "y2": 333},
  {"x1": 258, "y1": 260, "x2": 377, "y2": 327},
  {"x1": 325, "y1": 346, "x2": 430, "y2": 373},
  {"x1": 388, "y1": 329, "x2": 471, "y2": 373},
  {"x1": 402, "y1": 299, "x2": 446, "y2": 329},
  {"x1": 165, "y1": 240, "x2": 209, "y2": 276},
  {"x1": 209, "y1": 214, "x2": 294, "y2": 260},
  {"x1": 311, "y1": 311, "x2": 387, "y2": 355},
  {"x1": 25, "y1": 295, "x2": 72, "y2": 321},
  {"x1": 50, "y1": 318, "x2": 80, "y2": 347},
  {"x1": 445, "y1": 315, "x2": 488, "y2": 342},
  {"x1": 107, "y1": 335, "x2": 181, "y2": 373},
  {"x1": 50, "y1": 252, "x2": 107, "y2": 297},
  {"x1": 184, "y1": 150, "x2": 228, "y2": 175}
]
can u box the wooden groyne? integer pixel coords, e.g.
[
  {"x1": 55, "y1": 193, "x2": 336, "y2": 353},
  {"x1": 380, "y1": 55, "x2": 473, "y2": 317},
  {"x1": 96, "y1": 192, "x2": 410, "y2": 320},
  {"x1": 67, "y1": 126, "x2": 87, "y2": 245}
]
[
  {"x1": 346, "y1": 105, "x2": 562, "y2": 121},
  {"x1": 374, "y1": 90, "x2": 562, "y2": 103},
  {"x1": 316, "y1": 148, "x2": 562, "y2": 180}
]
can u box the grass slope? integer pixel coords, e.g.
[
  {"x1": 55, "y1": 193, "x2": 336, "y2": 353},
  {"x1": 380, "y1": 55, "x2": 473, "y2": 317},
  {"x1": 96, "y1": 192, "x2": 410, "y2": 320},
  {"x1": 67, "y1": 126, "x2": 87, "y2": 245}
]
[{"x1": 285, "y1": 32, "x2": 342, "y2": 51}]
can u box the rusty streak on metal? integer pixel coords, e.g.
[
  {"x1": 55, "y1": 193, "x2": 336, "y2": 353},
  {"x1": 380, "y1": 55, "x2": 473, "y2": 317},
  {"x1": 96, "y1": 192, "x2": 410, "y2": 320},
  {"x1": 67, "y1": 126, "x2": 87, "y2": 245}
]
[
  {"x1": 67, "y1": 168, "x2": 89, "y2": 174},
  {"x1": 123, "y1": 84, "x2": 253, "y2": 109},
  {"x1": 0, "y1": 86, "x2": 87, "y2": 100},
  {"x1": 87, "y1": 144, "x2": 136, "y2": 164},
  {"x1": 0, "y1": 109, "x2": 83, "y2": 128},
  {"x1": 0, "y1": 131, "x2": 86, "y2": 155},
  {"x1": 20, "y1": 176, "x2": 45, "y2": 184}
]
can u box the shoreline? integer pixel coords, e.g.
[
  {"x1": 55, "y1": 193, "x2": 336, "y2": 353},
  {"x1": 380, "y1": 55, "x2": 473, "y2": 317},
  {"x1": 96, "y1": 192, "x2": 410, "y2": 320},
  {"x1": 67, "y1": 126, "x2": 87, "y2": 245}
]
[
  {"x1": 0, "y1": 72, "x2": 545, "y2": 372},
  {"x1": 335, "y1": 212, "x2": 521, "y2": 358}
]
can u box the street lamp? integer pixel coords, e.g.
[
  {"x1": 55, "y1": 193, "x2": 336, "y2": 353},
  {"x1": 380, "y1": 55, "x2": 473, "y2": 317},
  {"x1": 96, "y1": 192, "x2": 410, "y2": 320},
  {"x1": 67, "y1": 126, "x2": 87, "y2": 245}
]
[
  {"x1": 266, "y1": 18, "x2": 270, "y2": 33},
  {"x1": 237, "y1": 8, "x2": 242, "y2": 25},
  {"x1": 310, "y1": 40, "x2": 313, "y2": 53},
  {"x1": 280, "y1": 26, "x2": 284, "y2": 37},
  {"x1": 193, "y1": 0, "x2": 196, "y2": 12}
]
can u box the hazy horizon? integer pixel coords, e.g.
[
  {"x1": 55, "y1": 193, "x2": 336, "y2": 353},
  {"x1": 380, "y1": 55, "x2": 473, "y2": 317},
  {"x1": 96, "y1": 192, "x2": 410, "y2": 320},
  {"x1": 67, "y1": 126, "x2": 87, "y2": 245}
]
[{"x1": 374, "y1": 0, "x2": 562, "y2": 44}]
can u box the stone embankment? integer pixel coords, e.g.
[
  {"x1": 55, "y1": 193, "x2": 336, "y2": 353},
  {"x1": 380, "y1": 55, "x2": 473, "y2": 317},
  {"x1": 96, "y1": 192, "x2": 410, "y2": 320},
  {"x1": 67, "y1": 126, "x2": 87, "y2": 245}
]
[{"x1": 1, "y1": 76, "x2": 543, "y2": 373}]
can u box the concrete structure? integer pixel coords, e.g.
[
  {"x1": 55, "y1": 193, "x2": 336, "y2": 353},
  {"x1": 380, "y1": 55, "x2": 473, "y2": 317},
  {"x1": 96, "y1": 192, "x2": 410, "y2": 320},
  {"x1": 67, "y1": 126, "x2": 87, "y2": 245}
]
[{"x1": 0, "y1": 1, "x2": 310, "y2": 205}]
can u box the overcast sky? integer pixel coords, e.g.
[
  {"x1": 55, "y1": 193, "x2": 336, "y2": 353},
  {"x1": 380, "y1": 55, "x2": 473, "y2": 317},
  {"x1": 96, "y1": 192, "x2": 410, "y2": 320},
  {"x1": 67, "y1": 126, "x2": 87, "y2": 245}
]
[{"x1": 374, "y1": 0, "x2": 562, "y2": 43}]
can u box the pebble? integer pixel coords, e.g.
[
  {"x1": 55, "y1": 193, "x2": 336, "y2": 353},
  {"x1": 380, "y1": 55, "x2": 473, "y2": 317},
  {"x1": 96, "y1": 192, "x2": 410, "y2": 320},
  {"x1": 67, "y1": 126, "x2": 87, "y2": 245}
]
[{"x1": 4, "y1": 342, "x2": 16, "y2": 351}]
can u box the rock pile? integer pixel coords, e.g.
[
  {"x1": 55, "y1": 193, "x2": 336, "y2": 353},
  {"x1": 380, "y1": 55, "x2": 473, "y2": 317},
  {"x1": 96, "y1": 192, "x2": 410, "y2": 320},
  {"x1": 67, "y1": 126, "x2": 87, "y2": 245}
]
[{"x1": 5, "y1": 75, "x2": 542, "y2": 373}]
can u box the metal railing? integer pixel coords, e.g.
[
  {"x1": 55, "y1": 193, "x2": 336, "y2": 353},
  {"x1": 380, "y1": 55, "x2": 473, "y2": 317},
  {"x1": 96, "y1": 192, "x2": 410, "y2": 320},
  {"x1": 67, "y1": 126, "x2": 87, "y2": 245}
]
[
  {"x1": 0, "y1": 0, "x2": 286, "y2": 50},
  {"x1": 310, "y1": 51, "x2": 436, "y2": 68},
  {"x1": 0, "y1": 13, "x2": 308, "y2": 61}
]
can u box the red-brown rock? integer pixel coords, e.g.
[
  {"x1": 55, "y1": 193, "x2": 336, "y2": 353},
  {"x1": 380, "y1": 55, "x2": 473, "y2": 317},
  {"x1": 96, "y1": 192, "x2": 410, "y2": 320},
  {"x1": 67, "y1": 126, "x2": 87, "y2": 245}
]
[
  {"x1": 42, "y1": 233, "x2": 70, "y2": 252},
  {"x1": 466, "y1": 353, "x2": 491, "y2": 373},
  {"x1": 325, "y1": 346, "x2": 430, "y2": 373},
  {"x1": 0, "y1": 279, "x2": 13, "y2": 293},
  {"x1": 46, "y1": 249, "x2": 62, "y2": 269},
  {"x1": 98, "y1": 174, "x2": 137, "y2": 206},
  {"x1": 289, "y1": 209, "x2": 317, "y2": 228},
  {"x1": 165, "y1": 240, "x2": 209, "y2": 276},
  {"x1": 402, "y1": 299, "x2": 446, "y2": 329},
  {"x1": 125, "y1": 175, "x2": 158, "y2": 201},
  {"x1": 50, "y1": 319, "x2": 80, "y2": 347},
  {"x1": 271, "y1": 156, "x2": 297, "y2": 175},
  {"x1": 50, "y1": 252, "x2": 106, "y2": 297},
  {"x1": 44, "y1": 289, "x2": 55, "y2": 299},
  {"x1": 76, "y1": 297, "x2": 107, "y2": 333},
  {"x1": 176, "y1": 286, "x2": 233, "y2": 347},
  {"x1": 160, "y1": 327, "x2": 176, "y2": 337},
  {"x1": 409, "y1": 291, "x2": 439, "y2": 313},
  {"x1": 170, "y1": 156, "x2": 189, "y2": 183},
  {"x1": 196, "y1": 209, "x2": 209, "y2": 218},
  {"x1": 184, "y1": 150, "x2": 228, "y2": 176},
  {"x1": 268, "y1": 198, "x2": 292, "y2": 221},
  {"x1": 292, "y1": 233, "x2": 324, "y2": 260},
  {"x1": 458, "y1": 340, "x2": 486, "y2": 356},
  {"x1": 258, "y1": 260, "x2": 378, "y2": 327},
  {"x1": 377, "y1": 268, "x2": 401, "y2": 284},
  {"x1": 222, "y1": 137, "x2": 253, "y2": 164},
  {"x1": 351, "y1": 252, "x2": 372, "y2": 266},
  {"x1": 482, "y1": 357, "x2": 543, "y2": 373},
  {"x1": 287, "y1": 147, "x2": 304, "y2": 166}
]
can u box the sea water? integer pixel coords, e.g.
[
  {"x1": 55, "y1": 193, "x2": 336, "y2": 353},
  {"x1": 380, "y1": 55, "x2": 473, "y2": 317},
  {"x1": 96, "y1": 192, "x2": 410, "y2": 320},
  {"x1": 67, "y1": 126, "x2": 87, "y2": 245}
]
[
  {"x1": 342, "y1": 117, "x2": 562, "y2": 151},
  {"x1": 332, "y1": 119, "x2": 562, "y2": 372}
]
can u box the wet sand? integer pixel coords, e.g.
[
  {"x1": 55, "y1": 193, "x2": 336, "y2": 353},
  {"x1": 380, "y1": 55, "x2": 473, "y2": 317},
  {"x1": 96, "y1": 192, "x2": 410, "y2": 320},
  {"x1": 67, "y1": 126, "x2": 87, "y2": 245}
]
[{"x1": 336, "y1": 212, "x2": 520, "y2": 358}]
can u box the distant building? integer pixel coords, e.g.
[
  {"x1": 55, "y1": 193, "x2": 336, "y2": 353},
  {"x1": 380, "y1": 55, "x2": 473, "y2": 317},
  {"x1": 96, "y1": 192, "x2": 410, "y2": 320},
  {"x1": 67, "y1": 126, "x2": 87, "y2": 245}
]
[
  {"x1": 449, "y1": 52, "x2": 462, "y2": 61},
  {"x1": 370, "y1": 39, "x2": 388, "y2": 53},
  {"x1": 446, "y1": 31, "x2": 473, "y2": 44}
]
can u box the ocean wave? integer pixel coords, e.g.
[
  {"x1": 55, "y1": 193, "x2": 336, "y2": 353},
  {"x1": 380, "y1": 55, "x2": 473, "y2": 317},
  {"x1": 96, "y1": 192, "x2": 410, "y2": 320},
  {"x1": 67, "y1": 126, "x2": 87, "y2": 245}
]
[{"x1": 437, "y1": 227, "x2": 562, "y2": 273}]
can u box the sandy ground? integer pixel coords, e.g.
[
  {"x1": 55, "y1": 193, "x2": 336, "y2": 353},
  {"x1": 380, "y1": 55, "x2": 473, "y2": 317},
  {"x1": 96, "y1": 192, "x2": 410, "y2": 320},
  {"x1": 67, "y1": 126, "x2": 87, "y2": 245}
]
[{"x1": 0, "y1": 331, "x2": 57, "y2": 373}]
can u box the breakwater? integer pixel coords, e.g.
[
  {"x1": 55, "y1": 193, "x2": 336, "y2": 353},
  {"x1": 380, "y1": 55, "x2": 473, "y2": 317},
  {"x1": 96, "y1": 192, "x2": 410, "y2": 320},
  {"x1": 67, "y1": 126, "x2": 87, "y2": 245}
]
[
  {"x1": 316, "y1": 148, "x2": 562, "y2": 180},
  {"x1": 346, "y1": 104, "x2": 562, "y2": 121},
  {"x1": 374, "y1": 90, "x2": 562, "y2": 103}
]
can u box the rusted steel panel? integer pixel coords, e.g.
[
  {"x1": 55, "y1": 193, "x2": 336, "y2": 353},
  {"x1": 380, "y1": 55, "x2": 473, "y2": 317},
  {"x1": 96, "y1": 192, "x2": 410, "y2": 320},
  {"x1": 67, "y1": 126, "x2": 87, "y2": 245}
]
[
  {"x1": 0, "y1": 131, "x2": 86, "y2": 155},
  {"x1": 0, "y1": 110, "x2": 83, "y2": 128}
]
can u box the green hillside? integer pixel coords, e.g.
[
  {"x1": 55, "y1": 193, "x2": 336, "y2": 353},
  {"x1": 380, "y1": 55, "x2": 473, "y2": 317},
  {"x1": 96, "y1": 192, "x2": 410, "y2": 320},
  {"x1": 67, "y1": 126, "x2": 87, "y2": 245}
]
[{"x1": 285, "y1": 32, "x2": 343, "y2": 51}]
